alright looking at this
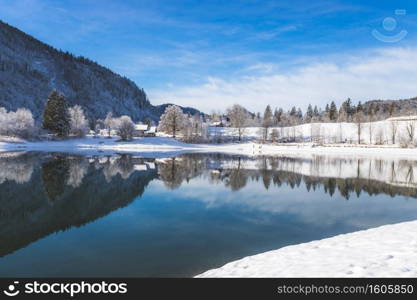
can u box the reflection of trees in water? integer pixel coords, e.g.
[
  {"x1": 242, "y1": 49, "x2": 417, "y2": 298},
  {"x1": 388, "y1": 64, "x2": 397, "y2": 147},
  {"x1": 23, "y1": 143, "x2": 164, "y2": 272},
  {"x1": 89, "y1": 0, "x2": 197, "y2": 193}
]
[
  {"x1": 67, "y1": 157, "x2": 89, "y2": 188},
  {"x1": 40, "y1": 154, "x2": 151, "y2": 201},
  {"x1": 154, "y1": 153, "x2": 417, "y2": 200},
  {"x1": 158, "y1": 158, "x2": 186, "y2": 189},
  {"x1": 3, "y1": 151, "x2": 417, "y2": 257},
  {"x1": 101, "y1": 155, "x2": 135, "y2": 182},
  {"x1": 0, "y1": 152, "x2": 158, "y2": 257},
  {"x1": 0, "y1": 152, "x2": 36, "y2": 184},
  {"x1": 224, "y1": 157, "x2": 248, "y2": 191},
  {"x1": 42, "y1": 155, "x2": 70, "y2": 202},
  {"x1": 157, "y1": 154, "x2": 207, "y2": 189}
]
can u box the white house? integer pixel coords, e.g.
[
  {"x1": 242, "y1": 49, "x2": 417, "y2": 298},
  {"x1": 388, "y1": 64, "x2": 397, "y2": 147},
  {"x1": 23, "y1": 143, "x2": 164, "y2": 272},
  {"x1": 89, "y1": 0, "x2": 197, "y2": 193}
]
[
  {"x1": 145, "y1": 126, "x2": 157, "y2": 137},
  {"x1": 134, "y1": 124, "x2": 149, "y2": 137},
  {"x1": 99, "y1": 129, "x2": 118, "y2": 136}
]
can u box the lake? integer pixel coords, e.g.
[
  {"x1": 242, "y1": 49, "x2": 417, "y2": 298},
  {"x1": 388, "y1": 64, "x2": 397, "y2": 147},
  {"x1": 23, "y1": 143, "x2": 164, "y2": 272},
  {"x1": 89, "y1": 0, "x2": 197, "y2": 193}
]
[{"x1": 1, "y1": 151, "x2": 417, "y2": 277}]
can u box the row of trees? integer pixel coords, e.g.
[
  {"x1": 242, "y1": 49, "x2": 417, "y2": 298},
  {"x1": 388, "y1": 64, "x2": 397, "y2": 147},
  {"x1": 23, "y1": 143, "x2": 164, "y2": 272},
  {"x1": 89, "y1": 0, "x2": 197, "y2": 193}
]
[
  {"x1": 2, "y1": 88, "x2": 416, "y2": 145},
  {"x1": 158, "y1": 105, "x2": 208, "y2": 142},
  {"x1": 0, "y1": 90, "x2": 138, "y2": 141},
  {"x1": 205, "y1": 100, "x2": 417, "y2": 145},
  {"x1": 262, "y1": 98, "x2": 405, "y2": 127},
  {"x1": 0, "y1": 90, "x2": 90, "y2": 140}
]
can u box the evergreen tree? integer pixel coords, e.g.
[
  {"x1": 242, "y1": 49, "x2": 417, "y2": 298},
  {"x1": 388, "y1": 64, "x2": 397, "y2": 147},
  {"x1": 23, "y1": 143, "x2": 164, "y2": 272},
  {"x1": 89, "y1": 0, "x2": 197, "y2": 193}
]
[
  {"x1": 43, "y1": 90, "x2": 70, "y2": 136},
  {"x1": 274, "y1": 108, "x2": 283, "y2": 125},
  {"x1": 325, "y1": 104, "x2": 330, "y2": 114},
  {"x1": 143, "y1": 117, "x2": 152, "y2": 127},
  {"x1": 273, "y1": 108, "x2": 278, "y2": 125},
  {"x1": 297, "y1": 108, "x2": 303, "y2": 120},
  {"x1": 345, "y1": 98, "x2": 353, "y2": 117},
  {"x1": 356, "y1": 101, "x2": 363, "y2": 113},
  {"x1": 305, "y1": 104, "x2": 313, "y2": 122},
  {"x1": 262, "y1": 105, "x2": 273, "y2": 127},
  {"x1": 329, "y1": 101, "x2": 338, "y2": 121},
  {"x1": 313, "y1": 105, "x2": 319, "y2": 118},
  {"x1": 262, "y1": 105, "x2": 273, "y2": 141}
]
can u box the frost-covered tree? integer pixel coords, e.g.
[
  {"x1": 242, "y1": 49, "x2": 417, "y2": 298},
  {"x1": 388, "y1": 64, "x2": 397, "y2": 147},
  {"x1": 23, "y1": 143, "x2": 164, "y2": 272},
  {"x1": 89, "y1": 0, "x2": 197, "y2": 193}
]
[
  {"x1": 227, "y1": 104, "x2": 249, "y2": 142},
  {"x1": 406, "y1": 121, "x2": 416, "y2": 144},
  {"x1": 67, "y1": 158, "x2": 88, "y2": 188},
  {"x1": 270, "y1": 128, "x2": 279, "y2": 142},
  {"x1": 68, "y1": 105, "x2": 89, "y2": 137},
  {"x1": 0, "y1": 107, "x2": 35, "y2": 138},
  {"x1": 158, "y1": 105, "x2": 187, "y2": 138},
  {"x1": 354, "y1": 109, "x2": 365, "y2": 144},
  {"x1": 390, "y1": 121, "x2": 398, "y2": 144},
  {"x1": 116, "y1": 116, "x2": 135, "y2": 141},
  {"x1": 11, "y1": 108, "x2": 35, "y2": 138},
  {"x1": 0, "y1": 107, "x2": 12, "y2": 136},
  {"x1": 104, "y1": 112, "x2": 114, "y2": 137},
  {"x1": 182, "y1": 113, "x2": 208, "y2": 143},
  {"x1": 43, "y1": 90, "x2": 70, "y2": 136}
]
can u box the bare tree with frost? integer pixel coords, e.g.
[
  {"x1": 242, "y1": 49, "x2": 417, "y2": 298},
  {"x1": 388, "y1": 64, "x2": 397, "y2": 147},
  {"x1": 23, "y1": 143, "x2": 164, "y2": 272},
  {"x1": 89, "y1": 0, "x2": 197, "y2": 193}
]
[
  {"x1": 227, "y1": 104, "x2": 249, "y2": 142},
  {"x1": 158, "y1": 105, "x2": 187, "y2": 138},
  {"x1": 68, "y1": 105, "x2": 89, "y2": 137}
]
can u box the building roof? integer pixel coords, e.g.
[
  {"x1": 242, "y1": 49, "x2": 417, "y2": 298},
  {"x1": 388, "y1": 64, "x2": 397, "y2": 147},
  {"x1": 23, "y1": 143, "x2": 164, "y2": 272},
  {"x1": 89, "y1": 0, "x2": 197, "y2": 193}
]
[
  {"x1": 135, "y1": 124, "x2": 149, "y2": 131},
  {"x1": 147, "y1": 126, "x2": 157, "y2": 133}
]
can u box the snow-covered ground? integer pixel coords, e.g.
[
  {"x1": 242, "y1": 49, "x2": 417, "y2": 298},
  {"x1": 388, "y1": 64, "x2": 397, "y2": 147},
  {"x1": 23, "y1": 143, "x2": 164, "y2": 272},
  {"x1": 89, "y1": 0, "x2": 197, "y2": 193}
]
[
  {"x1": 2, "y1": 135, "x2": 417, "y2": 159},
  {"x1": 197, "y1": 220, "x2": 417, "y2": 277}
]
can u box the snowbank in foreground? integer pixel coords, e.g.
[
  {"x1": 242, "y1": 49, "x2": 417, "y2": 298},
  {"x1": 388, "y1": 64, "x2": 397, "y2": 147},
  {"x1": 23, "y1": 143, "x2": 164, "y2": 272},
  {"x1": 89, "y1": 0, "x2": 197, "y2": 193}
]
[{"x1": 196, "y1": 221, "x2": 417, "y2": 277}]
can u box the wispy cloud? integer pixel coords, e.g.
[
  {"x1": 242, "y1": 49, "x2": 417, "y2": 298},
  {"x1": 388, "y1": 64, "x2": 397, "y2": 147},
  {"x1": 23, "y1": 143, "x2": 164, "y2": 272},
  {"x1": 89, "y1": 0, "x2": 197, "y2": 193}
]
[
  {"x1": 150, "y1": 47, "x2": 417, "y2": 113},
  {"x1": 255, "y1": 25, "x2": 298, "y2": 40}
]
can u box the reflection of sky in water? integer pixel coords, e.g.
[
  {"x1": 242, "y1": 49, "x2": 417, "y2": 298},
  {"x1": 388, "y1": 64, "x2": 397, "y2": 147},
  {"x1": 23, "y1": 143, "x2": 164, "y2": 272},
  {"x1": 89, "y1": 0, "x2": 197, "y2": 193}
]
[
  {"x1": 167, "y1": 177, "x2": 417, "y2": 229},
  {"x1": 1, "y1": 152, "x2": 417, "y2": 277}
]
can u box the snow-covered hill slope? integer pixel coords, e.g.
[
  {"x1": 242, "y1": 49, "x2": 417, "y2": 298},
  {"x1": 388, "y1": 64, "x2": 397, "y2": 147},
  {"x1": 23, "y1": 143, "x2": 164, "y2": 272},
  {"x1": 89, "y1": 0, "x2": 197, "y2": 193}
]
[{"x1": 196, "y1": 220, "x2": 417, "y2": 277}]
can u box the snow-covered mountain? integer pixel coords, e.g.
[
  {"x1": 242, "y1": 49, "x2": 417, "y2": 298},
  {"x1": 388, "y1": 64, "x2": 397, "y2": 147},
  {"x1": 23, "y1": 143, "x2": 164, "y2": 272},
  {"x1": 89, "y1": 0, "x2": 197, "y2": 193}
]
[{"x1": 0, "y1": 20, "x2": 201, "y2": 122}]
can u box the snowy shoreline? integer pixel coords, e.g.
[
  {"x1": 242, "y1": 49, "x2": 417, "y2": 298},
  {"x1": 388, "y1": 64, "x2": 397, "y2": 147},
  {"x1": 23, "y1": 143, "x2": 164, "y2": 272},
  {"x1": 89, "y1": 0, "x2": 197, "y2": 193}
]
[
  {"x1": 2, "y1": 136, "x2": 417, "y2": 158},
  {"x1": 196, "y1": 220, "x2": 417, "y2": 277}
]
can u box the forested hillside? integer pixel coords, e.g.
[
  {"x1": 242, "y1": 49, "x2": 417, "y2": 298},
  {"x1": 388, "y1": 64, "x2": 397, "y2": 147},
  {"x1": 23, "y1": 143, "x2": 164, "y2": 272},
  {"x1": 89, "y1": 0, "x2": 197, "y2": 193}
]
[{"x1": 0, "y1": 20, "x2": 200, "y2": 123}]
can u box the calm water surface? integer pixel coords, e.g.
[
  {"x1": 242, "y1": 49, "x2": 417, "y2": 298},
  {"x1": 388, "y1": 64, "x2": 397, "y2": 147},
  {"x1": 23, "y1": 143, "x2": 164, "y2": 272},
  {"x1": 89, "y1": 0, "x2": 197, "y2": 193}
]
[{"x1": 1, "y1": 151, "x2": 417, "y2": 277}]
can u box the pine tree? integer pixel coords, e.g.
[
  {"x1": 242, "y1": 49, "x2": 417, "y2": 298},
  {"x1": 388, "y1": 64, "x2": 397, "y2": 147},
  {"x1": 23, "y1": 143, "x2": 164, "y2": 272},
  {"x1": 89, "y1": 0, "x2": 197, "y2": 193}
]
[
  {"x1": 274, "y1": 108, "x2": 283, "y2": 125},
  {"x1": 345, "y1": 98, "x2": 353, "y2": 117},
  {"x1": 329, "y1": 101, "x2": 338, "y2": 121},
  {"x1": 43, "y1": 90, "x2": 70, "y2": 137},
  {"x1": 313, "y1": 105, "x2": 319, "y2": 119},
  {"x1": 273, "y1": 108, "x2": 279, "y2": 125},
  {"x1": 262, "y1": 105, "x2": 273, "y2": 141},
  {"x1": 262, "y1": 105, "x2": 273, "y2": 127},
  {"x1": 297, "y1": 108, "x2": 303, "y2": 121},
  {"x1": 305, "y1": 104, "x2": 313, "y2": 122}
]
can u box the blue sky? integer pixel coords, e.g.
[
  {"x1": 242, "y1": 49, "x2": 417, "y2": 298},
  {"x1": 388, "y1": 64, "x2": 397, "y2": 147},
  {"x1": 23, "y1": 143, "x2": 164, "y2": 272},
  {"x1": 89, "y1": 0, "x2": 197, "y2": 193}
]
[{"x1": 1, "y1": 0, "x2": 417, "y2": 112}]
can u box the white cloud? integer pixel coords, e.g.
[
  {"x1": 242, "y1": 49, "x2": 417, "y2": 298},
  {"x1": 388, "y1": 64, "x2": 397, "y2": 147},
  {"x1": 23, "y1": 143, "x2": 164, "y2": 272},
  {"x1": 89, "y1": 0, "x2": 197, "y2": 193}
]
[
  {"x1": 149, "y1": 47, "x2": 417, "y2": 113},
  {"x1": 255, "y1": 25, "x2": 298, "y2": 40}
]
